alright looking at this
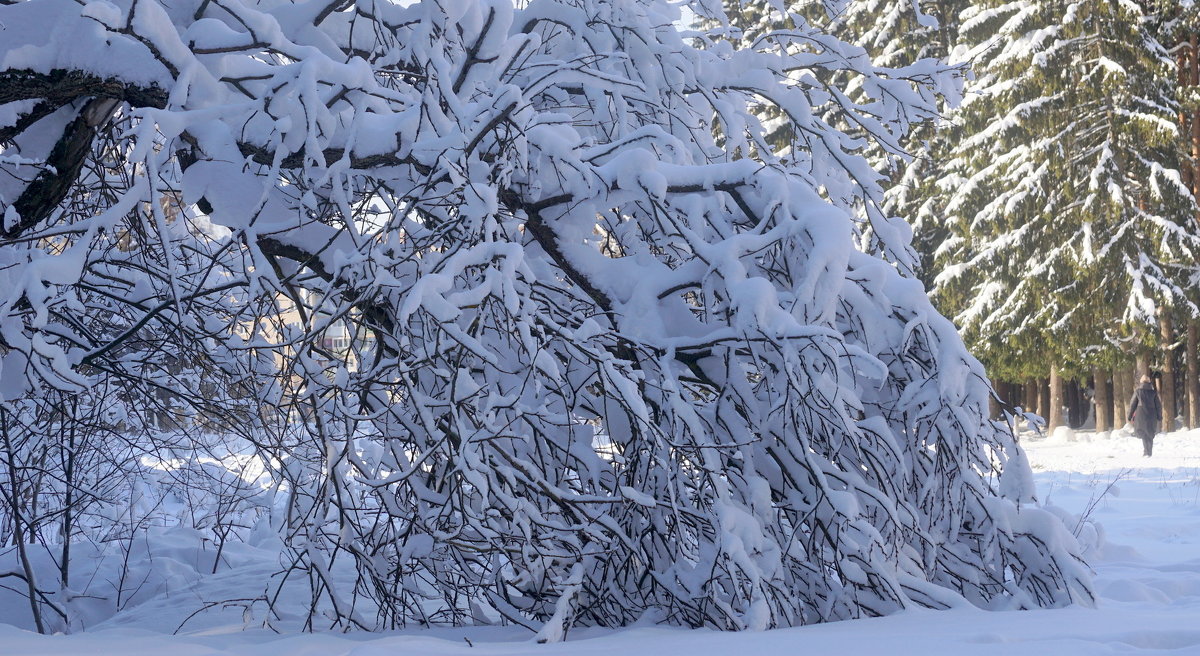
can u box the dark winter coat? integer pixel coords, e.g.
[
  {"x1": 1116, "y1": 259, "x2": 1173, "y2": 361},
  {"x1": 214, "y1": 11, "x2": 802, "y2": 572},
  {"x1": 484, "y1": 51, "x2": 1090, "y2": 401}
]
[{"x1": 1129, "y1": 383, "x2": 1162, "y2": 439}]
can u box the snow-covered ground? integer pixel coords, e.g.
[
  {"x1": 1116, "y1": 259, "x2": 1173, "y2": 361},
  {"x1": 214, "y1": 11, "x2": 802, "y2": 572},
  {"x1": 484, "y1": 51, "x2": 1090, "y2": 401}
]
[{"x1": 4, "y1": 427, "x2": 1200, "y2": 655}]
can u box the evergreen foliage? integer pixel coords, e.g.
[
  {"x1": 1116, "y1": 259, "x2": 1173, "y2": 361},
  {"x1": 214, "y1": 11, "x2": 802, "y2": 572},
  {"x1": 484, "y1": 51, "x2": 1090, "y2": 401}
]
[{"x1": 928, "y1": 0, "x2": 1199, "y2": 379}]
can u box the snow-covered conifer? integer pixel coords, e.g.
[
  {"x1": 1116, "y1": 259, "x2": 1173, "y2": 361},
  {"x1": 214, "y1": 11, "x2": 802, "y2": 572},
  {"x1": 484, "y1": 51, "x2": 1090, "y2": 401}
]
[{"x1": 931, "y1": 0, "x2": 1200, "y2": 375}]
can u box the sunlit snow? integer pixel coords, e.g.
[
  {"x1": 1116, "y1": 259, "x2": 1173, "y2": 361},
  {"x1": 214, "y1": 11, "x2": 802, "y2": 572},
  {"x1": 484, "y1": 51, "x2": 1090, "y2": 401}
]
[{"x1": 5, "y1": 427, "x2": 1200, "y2": 655}]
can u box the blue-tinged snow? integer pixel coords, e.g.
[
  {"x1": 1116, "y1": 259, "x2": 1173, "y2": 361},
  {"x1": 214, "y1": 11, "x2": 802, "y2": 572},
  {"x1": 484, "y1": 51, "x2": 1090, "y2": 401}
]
[{"x1": 6, "y1": 427, "x2": 1200, "y2": 654}]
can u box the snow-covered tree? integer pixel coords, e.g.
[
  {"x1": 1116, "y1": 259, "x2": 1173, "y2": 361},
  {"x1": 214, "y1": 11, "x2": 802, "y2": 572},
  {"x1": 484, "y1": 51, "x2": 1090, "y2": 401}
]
[
  {"x1": 718, "y1": 0, "x2": 967, "y2": 274},
  {"x1": 0, "y1": 0, "x2": 1091, "y2": 635},
  {"x1": 930, "y1": 0, "x2": 1200, "y2": 378}
]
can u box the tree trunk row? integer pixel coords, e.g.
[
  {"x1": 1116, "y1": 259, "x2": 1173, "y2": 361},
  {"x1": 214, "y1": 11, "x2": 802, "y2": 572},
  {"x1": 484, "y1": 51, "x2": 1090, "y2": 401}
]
[{"x1": 990, "y1": 326, "x2": 1200, "y2": 432}]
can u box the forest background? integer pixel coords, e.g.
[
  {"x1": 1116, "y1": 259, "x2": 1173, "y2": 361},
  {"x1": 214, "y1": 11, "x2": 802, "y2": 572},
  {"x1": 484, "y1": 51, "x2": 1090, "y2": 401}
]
[{"x1": 805, "y1": 0, "x2": 1200, "y2": 431}]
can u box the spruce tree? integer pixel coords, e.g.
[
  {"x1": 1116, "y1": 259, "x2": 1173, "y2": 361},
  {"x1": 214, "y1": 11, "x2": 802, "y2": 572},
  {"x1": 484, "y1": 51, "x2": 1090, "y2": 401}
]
[{"x1": 930, "y1": 0, "x2": 1200, "y2": 379}]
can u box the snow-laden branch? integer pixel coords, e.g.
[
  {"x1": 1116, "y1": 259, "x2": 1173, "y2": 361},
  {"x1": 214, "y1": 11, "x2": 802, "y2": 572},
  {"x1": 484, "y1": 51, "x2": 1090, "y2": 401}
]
[{"x1": 0, "y1": 0, "x2": 1091, "y2": 635}]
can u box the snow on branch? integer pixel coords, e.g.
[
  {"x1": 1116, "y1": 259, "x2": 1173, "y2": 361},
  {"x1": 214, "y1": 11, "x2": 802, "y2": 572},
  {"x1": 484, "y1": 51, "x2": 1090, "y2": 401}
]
[{"x1": 0, "y1": 0, "x2": 1090, "y2": 636}]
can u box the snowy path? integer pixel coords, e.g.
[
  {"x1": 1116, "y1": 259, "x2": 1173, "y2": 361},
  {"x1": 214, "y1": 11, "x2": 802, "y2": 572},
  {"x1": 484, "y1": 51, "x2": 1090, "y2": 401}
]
[{"x1": 4, "y1": 429, "x2": 1200, "y2": 655}]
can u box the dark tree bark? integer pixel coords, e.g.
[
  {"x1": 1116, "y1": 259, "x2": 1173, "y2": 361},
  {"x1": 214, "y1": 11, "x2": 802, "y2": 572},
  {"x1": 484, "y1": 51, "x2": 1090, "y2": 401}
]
[
  {"x1": 1188, "y1": 322, "x2": 1199, "y2": 428},
  {"x1": 1113, "y1": 365, "x2": 1129, "y2": 427},
  {"x1": 1161, "y1": 313, "x2": 1177, "y2": 432},
  {"x1": 1136, "y1": 352, "x2": 1150, "y2": 381},
  {"x1": 1048, "y1": 366, "x2": 1064, "y2": 430}
]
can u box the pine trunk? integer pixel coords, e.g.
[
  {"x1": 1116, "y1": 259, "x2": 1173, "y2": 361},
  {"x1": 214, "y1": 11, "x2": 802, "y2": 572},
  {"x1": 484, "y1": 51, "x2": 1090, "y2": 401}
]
[
  {"x1": 1188, "y1": 322, "x2": 1199, "y2": 428},
  {"x1": 1113, "y1": 365, "x2": 1128, "y2": 427},
  {"x1": 1094, "y1": 367, "x2": 1111, "y2": 432},
  {"x1": 1025, "y1": 379, "x2": 1037, "y2": 413},
  {"x1": 1048, "y1": 366, "x2": 1064, "y2": 430},
  {"x1": 1161, "y1": 313, "x2": 1177, "y2": 432}
]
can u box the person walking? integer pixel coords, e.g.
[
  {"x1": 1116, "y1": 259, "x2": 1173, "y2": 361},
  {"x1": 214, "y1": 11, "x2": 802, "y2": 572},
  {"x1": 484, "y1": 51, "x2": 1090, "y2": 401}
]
[{"x1": 1129, "y1": 374, "x2": 1163, "y2": 457}]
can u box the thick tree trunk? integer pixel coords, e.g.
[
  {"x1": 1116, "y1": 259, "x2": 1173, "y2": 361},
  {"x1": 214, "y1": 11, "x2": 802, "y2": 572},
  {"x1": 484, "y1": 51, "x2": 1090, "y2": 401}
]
[
  {"x1": 1025, "y1": 379, "x2": 1037, "y2": 414},
  {"x1": 1188, "y1": 322, "x2": 1199, "y2": 428},
  {"x1": 1048, "y1": 366, "x2": 1064, "y2": 430},
  {"x1": 1113, "y1": 365, "x2": 1129, "y2": 427},
  {"x1": 1161, "y1": 313, "x2": 1177, "y2": 432},
  {"x1": 1094, "y1": 367, "x2": 1111, "y2": 432}
]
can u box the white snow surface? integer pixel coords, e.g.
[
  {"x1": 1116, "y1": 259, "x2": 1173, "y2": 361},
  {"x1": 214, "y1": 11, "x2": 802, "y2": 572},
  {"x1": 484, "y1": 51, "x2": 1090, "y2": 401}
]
[{"x1": 4, "y1": 427, "x2": 1200, "y2": 654}]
